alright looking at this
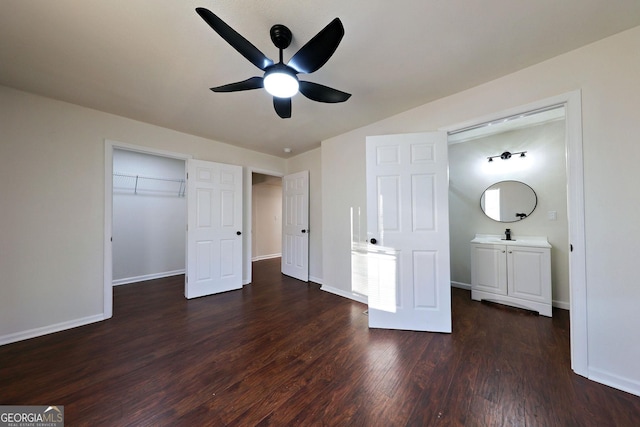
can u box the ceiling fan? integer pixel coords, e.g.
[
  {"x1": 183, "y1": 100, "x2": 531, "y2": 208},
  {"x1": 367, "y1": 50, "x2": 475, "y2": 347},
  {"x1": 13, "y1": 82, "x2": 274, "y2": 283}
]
[{"x1": 196, "y1": 7, "x2": 351, "y2": 119}]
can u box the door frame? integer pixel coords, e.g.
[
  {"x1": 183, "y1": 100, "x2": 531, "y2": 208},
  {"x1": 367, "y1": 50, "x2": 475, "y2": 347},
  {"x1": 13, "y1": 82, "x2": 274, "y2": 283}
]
[
  {"x1": 244, "y1": 167, "x2": 284, "y2": 285},
  {"x1": 442, "y1": 90, "x2": 587, "y2": 376},
  {"x1": 104, "y1": 139, "x2": 192, "y2": 319}
]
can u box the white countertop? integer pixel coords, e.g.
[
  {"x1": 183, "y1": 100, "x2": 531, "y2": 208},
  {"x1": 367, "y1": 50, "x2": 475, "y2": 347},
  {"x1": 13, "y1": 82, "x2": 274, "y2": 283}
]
[{"x1": 471, "y1": 234, "x2": 552, "y2": 248}]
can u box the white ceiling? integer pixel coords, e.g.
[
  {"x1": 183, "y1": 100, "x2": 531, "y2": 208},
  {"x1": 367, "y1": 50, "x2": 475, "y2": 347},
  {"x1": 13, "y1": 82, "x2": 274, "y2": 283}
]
[{"x1": 2, "y1": 1, "x2": 640, "y2": 158}]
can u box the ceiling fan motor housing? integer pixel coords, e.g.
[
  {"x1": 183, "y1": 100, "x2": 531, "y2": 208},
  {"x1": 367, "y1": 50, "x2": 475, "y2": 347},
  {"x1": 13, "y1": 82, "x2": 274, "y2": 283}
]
[{"x1": 270, "y1": 24, "x2": 292, "y2": 50}]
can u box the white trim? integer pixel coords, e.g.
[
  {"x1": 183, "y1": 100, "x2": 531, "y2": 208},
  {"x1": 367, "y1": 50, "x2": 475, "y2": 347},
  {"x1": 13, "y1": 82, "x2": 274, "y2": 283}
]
[
  {"x1": 553, "y1": 300, "x2": 571, "y2": 311},
  {"x1": 442, "y1": 90, "x2": 588, "y2": 377},
  {"x1": 589, "y1": 367, "x2": 640, "y2": 398},
  {"x1": 451, "y1": 281, "x2": 471, "y2": 290},
  {"x1": 106, "y1": 140, "x2": 192, "y2": 159},
  {"x1": 112, "y1": 270, "x2": 185, "y2": 286},
  {"x1": 564, "y1": 91, "x2": 589, "y2": 377},
  {"x1": 104, "y1": 139, "x2": 192, "y2": 320},
  {"x1": 309, "y1": 275, "x2": 323, "y2": 286},
  {"x1": 0, "y1": 314, "x2": 105, "y2": 346},
  {"x1": 321, "y1": 284, "x2": 368, "y2": 305},
  {"x1": 251, "y1": 253, "x2": 282, "y2": 262},
  {"x1": 104, "y1": 142, "x2": 114, "y2": 319}
]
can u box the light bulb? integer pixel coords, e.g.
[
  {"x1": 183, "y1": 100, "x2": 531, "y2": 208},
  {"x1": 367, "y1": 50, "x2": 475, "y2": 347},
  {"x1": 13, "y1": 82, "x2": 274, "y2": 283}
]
[{"x1": 263, "y1": 67, "x2": 299, "y2": 98}]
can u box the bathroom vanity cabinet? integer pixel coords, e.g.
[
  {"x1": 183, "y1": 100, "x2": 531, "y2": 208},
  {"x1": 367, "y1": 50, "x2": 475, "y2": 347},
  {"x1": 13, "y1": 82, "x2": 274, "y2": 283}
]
[{"x1": 470, "y1": 234, "x2": 552, "y2": 317}]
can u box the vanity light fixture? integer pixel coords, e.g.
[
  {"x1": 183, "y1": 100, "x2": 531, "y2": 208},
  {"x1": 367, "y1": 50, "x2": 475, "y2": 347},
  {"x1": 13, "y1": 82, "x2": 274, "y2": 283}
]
[{"x1": 487, "y1": 151, "x2": 527, "y2": 162}]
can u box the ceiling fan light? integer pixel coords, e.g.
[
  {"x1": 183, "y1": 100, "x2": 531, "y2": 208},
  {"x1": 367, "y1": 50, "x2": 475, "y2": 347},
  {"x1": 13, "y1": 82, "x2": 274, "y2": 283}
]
[{"x1": 264, "y1": 69, "x2": 299, "y2": 98}]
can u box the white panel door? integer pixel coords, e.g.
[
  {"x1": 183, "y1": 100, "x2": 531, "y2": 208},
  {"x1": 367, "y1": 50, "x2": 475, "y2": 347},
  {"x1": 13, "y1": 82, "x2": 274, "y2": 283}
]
[
  {"x1": 366, "y1": 132, "x2": 451, "y2": 332},
  {"x1": 186, "y1": 159, "x2": 243, "y2": 299},
  {"x1": 281, "y1": 170, "x2": 309, "y2": 281}
]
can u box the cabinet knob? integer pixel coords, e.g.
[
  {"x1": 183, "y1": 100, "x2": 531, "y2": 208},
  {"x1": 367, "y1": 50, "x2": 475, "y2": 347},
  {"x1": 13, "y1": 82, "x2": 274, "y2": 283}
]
[{"x1": 502, "y1": 250, "x2": 506, "y2": 253}]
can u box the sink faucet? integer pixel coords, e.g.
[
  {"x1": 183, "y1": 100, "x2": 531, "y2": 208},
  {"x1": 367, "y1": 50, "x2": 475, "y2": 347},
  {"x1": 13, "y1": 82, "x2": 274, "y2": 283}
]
[{"x1": 505, "y1": 228, "x2": 512, "y2": 240}]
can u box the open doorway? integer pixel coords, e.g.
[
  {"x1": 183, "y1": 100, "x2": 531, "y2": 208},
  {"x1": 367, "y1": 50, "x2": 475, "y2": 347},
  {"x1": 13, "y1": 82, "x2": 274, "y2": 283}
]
[
  {"x1": 443, "y1": 91, "x2": 587, "y2": 376},
  {"x1": 112, "y1": 148, "x2": 186, "y2": 286},
  {"x1": 447, "y1": 105, "x2": 569, "y2": 308},
  {"x1": 104, "y1": 140, "x2": 192, "y2": 319},
  {"x1": 251, "y1": 173, "x2": 283, "y2": 262}
]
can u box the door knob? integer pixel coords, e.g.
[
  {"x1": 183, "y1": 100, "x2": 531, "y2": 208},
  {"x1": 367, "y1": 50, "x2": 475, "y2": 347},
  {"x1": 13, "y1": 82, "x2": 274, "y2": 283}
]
[
  {"x1": 370, "y1": 238, "x2": 377, "y2": 244},
  {"x1": 236, "y1": 231, "x2": 242, "y2": 235}
]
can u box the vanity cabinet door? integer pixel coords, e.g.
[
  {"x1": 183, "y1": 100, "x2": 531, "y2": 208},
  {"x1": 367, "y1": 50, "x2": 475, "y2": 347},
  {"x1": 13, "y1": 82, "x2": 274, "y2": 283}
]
[
  {"x1": 471, "y1": 244, "x2": 507, "y2": 295},
  {"x1": 507, "y1": 245, "x2": 551, "y2": 304}
]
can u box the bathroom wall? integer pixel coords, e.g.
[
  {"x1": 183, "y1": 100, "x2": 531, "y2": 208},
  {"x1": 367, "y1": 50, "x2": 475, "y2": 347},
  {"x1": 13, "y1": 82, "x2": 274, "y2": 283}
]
[{"x1": 448, "y1": 119, "x2": 569, "y2": 306}]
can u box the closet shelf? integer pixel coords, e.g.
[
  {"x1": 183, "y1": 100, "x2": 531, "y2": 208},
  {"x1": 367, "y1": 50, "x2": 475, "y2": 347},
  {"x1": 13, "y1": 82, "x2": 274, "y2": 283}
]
[{"x1": 113, "y1": 173, "x2": 185, "y2": 197}]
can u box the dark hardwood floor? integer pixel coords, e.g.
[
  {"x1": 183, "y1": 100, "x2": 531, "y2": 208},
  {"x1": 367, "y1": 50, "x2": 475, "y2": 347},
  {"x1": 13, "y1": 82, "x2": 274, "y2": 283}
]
[{"x1": 2, "y1": 258, "x2": 640, "y2": 426}]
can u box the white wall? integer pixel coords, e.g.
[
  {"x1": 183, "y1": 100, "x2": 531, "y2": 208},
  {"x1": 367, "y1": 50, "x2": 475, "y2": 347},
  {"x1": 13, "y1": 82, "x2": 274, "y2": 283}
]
[
  {"x1": 251, "y1": 175, "x2": 282, "y2": 261},
  {"x1": 321, "y1": 26, "x2": 640, "y2": 394},
  {"x1": 449, "y1": 120, "x2": 569, "y2": 307},
  {"x1": 112, "y1": 149, "x2": 186, "y2": 284},
  {"x1": 286, "y1": 147, "x2": 323, "y2": 284},
  {"x1": 0, "y1": 85, "x2": 285, "y2": 344}
]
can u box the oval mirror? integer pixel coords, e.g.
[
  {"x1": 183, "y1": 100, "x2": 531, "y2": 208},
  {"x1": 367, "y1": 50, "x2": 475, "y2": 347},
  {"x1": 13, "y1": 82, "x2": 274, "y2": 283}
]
[{"x1": 480, "y1": 180, "x2": 537, "y2": 222}]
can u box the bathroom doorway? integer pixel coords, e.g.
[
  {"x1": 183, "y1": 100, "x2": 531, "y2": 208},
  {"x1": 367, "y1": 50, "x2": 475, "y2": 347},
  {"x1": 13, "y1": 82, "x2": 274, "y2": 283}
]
[
  {"x1": 445, "y1": 91, "x2": 587, "y2": 376},
  {"x1": 447, "y1": 105, "x2": 569, "y2": 308}
]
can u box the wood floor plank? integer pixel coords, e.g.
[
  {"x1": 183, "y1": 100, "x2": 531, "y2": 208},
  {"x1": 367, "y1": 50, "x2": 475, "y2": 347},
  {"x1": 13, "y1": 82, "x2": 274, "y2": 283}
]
[{"x1": 2, "y1": 258, "x2": 640, "y2": 426}]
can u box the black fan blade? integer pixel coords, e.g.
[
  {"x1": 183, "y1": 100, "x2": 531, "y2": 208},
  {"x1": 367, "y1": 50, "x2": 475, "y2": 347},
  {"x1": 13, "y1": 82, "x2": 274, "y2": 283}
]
[
  {"x1": 273, "y1": 97, "x2": 292, "y2": 118},
  {"x1": 287, "y1": 18, "x2": 344, "y2": 74},
  {"x1": 196, "y1": 8, "x2": 274, "y2": 71},
  {"x1": 211, "y1": 76, "x2": 263, "y2": 92},
  {"x1": 299, "y1": 81, "x2": 351, "y2": 103}
]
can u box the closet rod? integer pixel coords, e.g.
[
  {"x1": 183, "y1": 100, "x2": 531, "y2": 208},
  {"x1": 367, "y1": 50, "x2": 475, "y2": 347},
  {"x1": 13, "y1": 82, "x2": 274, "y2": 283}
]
[
  {"x1": 113, "y1": 173, "x2": 185, "y2": 183},
  {"x1": 113, "y1": 173, "x2": 186, "y2": 196}
]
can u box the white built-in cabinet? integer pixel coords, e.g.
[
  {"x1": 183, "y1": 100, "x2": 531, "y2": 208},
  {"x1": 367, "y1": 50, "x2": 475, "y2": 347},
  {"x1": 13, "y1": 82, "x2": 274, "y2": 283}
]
[{"x1": 470, "y1": 234, "x2": 552, "y2": 317}]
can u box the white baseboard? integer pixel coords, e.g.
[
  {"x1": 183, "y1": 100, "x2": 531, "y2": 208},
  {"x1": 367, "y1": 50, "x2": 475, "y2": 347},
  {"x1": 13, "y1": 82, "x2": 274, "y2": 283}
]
[
  {"x1": 451, "y1": 281, "x2": 471, "y2": 290},
  {"x1": 589, "y1": 367, "x2": 640, "y2": 397},
  {"x1": 251, "y1": 253, "x2": 282, "y2": 262},
  {"x1": 0, "y1": 314, "x2": 106, "y2": 346},
  {"x1": 112, "y1": 269, "x2": 185, "y2": 286},
  {"x1": 320, "y1": 284, "x2": 368, "y2": 305},
  {"x1": 552, "y1": 299, "x2": 570, "y2": 310},
  {"x1": 309, "y1": 275, "x2": 323, "y2": 286}
]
